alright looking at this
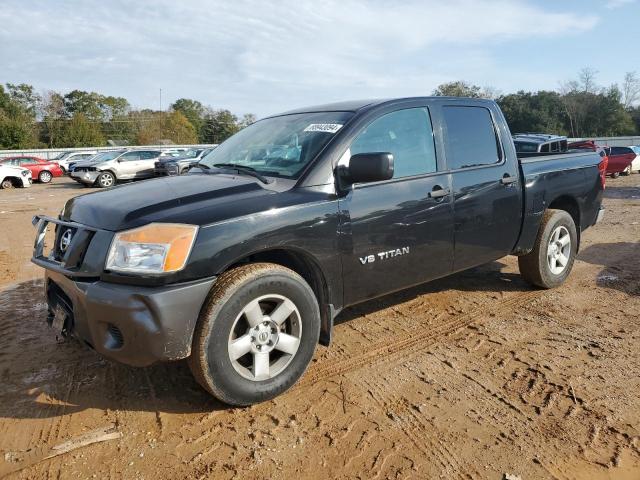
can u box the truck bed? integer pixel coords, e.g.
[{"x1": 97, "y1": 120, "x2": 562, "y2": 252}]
[{"x1": 513, "y1": 151, "x2": 604, "y2": 255}]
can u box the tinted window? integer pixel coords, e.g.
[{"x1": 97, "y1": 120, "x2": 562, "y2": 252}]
[
  {"x1": 540, "y1": 143, "x2": 550, "y2": 153},
  {"x1": 120, "y1": 152, "x2": 141, "y2": 161},
  {"x1": 550, "y1": 142, "x2": 559, "y2": 152},
  {"x1": 139, "y1": 151, "x2": 160, "y2": 159},
  {"x1": 442, "y1": 106, "x2": 500, "y2": 169},
  {"x1": 514, "y1": 141, "x2": 538, "y2": 153},
  {"x1": 611, "y1": 147, "x2": 632, "y2": 155},
  {"x1": 350, "y1": 108, "x2": 436, "y2": 178}
]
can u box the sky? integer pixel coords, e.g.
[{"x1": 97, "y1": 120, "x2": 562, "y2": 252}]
[{"x1": 1, "y1": 0, "x2": 638, "y2": 117}]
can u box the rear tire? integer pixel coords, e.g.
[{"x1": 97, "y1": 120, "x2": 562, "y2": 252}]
[
  {"x1": 188, "y1": 263, "x2": 320, "y2": 406},
  {"x1": 38, "y1": 170, "x2": 53, "y2": 183},
  {"x1": 1, "y1": 178, "x2": 13, "y2": 189},
  {"x1": 622, "y1": 166, "x2": 631, "y2": 176},
  {"x1": 611, "y1": 172, "x2": 620, "y2": 179},
  {"x1": 518, "y1": 209, "x2": 577, "y2": 289}
]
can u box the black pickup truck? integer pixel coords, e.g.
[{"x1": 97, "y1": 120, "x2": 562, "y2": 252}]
[{"x1": 32, "y1": 97, "x2": 605, "y2": 406}]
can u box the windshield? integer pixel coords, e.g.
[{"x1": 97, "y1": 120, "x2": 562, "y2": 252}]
[
  {"x1": 53, "y1": 152, "x2": 71, "y2": 160},
  {"x1": 199, "y1": 112, "x2": 354, "y2": 179}
]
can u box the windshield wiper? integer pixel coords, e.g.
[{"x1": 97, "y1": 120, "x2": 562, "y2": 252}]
[{"x1": 211, "y1": 163, "x2": 270, "y2": 184}]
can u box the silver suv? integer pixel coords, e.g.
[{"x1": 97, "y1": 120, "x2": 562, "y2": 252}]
[{"x1": 70, "y1": 149, "x2": 164, "y2": 188}]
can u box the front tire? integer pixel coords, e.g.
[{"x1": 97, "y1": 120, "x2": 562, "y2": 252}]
[
  {"x1": 1, "y1": 178, "x2": 13, "y2": 189},
  {"x1": 622, "y1": 165, "x2": 631, "y2": 176},
  {"x1": 96, "y1": 171, "x2": 115, "y2": 188},
  {"x1": 38, "y1": 170, "x2": 53, "y2": 183},
  {"x1": 611, "y1": 172, "x2": 620, "y2": 179},
  {"x1": 189, "y1": 263, "x2": 320, "y2": 406},
  {"x1": 518, "y1": 209, "x2": 577, "y2": 289}
]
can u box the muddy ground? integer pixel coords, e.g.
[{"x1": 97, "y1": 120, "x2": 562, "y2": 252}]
[{"x1": 0, "y1": 176, "x2": 638, "y2": 479}]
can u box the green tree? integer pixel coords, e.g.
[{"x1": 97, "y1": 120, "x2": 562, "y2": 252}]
[
  {"x1": 63, "y1": 90, "x2": 105, "y2": 121},
  {"x1": 59, "y1": 112, "x2": 105, "y2": 147},
  {"x1": 135, "y1": 111, "x2": 197, "y2": 145},
  {"x1": 498, "y1": 91, "x2": 568, "y2": 135},
  {"x1": 170, "y1": 98, "x2": 205, "y2": 139},
  {"x1": 433, "y1": 81, "x2": 494, "y2": 98},
  {"x1": 0, "y1": 84, "x2": 39, "y2": 148},
  {"x1": 201, "y1": 109, "x2": 240, "y2": 143}
]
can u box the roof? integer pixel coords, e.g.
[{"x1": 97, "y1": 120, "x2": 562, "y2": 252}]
[
  {"x1": 513, "y1": 133, "x2": 567, "y2": 144},
  {"x1": 275, "y1": 96, "x2": 496, "y2": 116}
]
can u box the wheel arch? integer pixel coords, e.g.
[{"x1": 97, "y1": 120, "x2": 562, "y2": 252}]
[
  {"x1": 222, "y1": 246, "x2": 334, "y2": 346},
  {"x1": 547, "y1": 195, "x2": 581, "y2": 250}
]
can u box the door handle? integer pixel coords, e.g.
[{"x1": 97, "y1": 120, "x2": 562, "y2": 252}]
[
  {"x1": 500, "y1": 175, "x2": 517, "y2": 185},
  {"x1": 429, "y1": 186, "x2": 450, "y2": 199}
]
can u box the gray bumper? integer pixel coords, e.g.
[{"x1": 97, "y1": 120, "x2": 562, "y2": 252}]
[
  {"x1": 45, "y1": 270, "x2": 215, "y2": 367},
  {"x1": 70, "y1": 171, "x2": 100, "y2": 184}
]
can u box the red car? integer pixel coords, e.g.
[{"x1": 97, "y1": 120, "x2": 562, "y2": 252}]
[
  {"x1": 0, "y1": 156, "x2": 64, "y2": 183},
  {"x1": 568, "y1": 140, "x2": 612, "y2": 177},
  {"x1": 603, "y1": 146, "x2": 636, "y2": 178}
]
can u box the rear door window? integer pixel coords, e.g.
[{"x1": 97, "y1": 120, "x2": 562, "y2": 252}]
[
  {"x1": 442, "y1": 106, "x2": 500, "y2": 169},
  {"x1": 350, "y1": 107, "x2": 437, "y2": 178}
]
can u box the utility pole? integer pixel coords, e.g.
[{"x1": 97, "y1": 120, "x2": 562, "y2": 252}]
[{"x1": 159, "y1": 88, "x2": 163, "y2": 141}]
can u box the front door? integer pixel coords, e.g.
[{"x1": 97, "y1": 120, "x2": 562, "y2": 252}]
[
  {"x1": 340, "y1": 107, "x2": 454, "y2": 306},
  {"x1": 116, "y1": 151, "x2": 143, "y2": 179}
]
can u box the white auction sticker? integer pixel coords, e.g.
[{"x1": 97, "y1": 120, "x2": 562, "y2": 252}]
[{"x1": 303, "y1": 123, "x2": 343, "y2": 134}]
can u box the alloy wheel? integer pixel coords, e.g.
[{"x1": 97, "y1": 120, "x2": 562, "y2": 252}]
[
  {"x1": 227, "y1": 294, "x2": 302, "y2": 381},
  {"x1": 547, "y1": 225, "x2": 571, "y2": 275}
]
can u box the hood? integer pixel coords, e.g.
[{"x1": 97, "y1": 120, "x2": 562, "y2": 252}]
[
  {"x1": 1, "y1": 165, "x2": 28, "y2": 174},
  {"x1": 61, "y1": 173, "x2": 280, "y2": 231}
]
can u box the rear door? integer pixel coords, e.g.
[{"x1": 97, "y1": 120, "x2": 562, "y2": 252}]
[
  {"x1": 441, "y1": 104, "x2": 522, "y2": 271},
  {"x1": 340, "y1": 105, "x2": 454, "y2": 305},
  {"x1": 136, "y1": 150, "x2": 161, "y2": 178},
  {"x1": 609, "y1": 147, "x2": 635, "y2": 173}
]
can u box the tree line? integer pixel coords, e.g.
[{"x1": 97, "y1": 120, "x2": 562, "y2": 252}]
[
  {"x1": 0, "y1": 86, "x2": 256, "y2": 149},
  {"x1": 433, "y1": 69, "x2": 640, "y2": 138},
  {"x1": 1, "y1": 68, "x2": 639, "y2": 150}
]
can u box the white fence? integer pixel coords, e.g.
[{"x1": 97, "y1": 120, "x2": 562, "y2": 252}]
[
  {"x1": 0, "y1": 144, "x2": 217, "y2": 160},
  {"x1": 567, "y1": 137, "x2": 640, "y2": 147}
]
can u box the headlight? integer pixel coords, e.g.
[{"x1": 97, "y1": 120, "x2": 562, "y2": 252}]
[{"x1": 105, "y1": 223, "x2": 198, "y2": 274}]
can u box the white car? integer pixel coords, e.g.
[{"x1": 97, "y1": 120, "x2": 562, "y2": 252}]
[
  {"x1": 628, "y1": 146, "x2": 640, "y2": 174},
  {"x1": 51, "y1": 150, "x2": 98, "y2": 173},
  {"x1": 0, "y1": 163, "x2": 32, "y2": 189}
]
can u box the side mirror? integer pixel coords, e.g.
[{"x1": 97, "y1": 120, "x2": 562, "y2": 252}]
[{"x1": 346, "y1": 152, "x2": 394, "y2": 184}]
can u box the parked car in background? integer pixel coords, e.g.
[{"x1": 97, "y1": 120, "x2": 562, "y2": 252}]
[
  {"x1": 0, "y1": 156, "x2": 64, "y2": 183},
  {"x1": 567, "y1": 140, "x2": 609, "y2": 176},
  {"x1": 154, "y1": 148, "x2": 215, "y2": 176},
  {"x1": 52, "y1": 151, "x2": 97, "y2": 173},
  {"x1": 624, "y1": 146, "x2": 640, "y2": 174},
  {"x1": 69, "y1": 149, "x2": 165, "y2": 187},
  {"x1": 602, "y1": 146, "x2": 635, "y2": 178},
  {"x1": 513, "y1": 134, "x2": 568, "y2": 154},
  {"x1": 0, "y1": 163, "x2": 31, "y2": 189}
]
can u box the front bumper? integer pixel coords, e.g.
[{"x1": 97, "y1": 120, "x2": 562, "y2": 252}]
[
  {"x1": 45, "y1": 270, "x2": 216, "y2": 367},
  {"x1": 70, "y1": 170, "x2": 100, "y2": 184}
]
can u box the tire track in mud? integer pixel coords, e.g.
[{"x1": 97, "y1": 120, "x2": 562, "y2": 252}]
[
  {"x1": 360, "y1": 374, "x2": 478, "y2": 480},
  {"x1": 298, "y1": 289, "x2": 545, "y2": 388}
]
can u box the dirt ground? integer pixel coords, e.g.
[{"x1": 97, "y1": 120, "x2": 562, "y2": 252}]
[{"x1": 0, "y1": 176, "x2": 638, "y2": 479}]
